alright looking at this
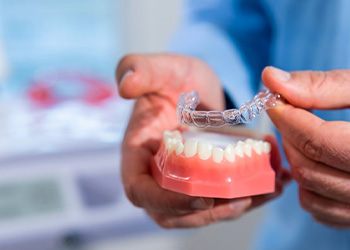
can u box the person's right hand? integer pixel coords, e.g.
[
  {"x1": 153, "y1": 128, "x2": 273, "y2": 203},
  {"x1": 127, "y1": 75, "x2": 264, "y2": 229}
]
[{"x1": 116, "y1": 53, "x2": 289, "y2": 228}]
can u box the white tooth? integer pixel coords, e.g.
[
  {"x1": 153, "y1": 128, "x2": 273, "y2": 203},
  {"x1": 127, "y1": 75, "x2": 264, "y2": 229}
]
[
  {"x1": 198, "y1": 141, "x2": 213, "y2": 160},
  {"x1": 212, "y1": 147, "x2": 224, "y2": 163},
  {"x1": 172, "y1": 130, "x2": 182, "y2": 140},
  {"x1": 243, "y1": 144, "x2": 252, "y2": 157},
  {"x1": 184, "y1": 139, "x2": 198, "y2": 157},
  {"x1": 263, "y1": 142, "x2": 271, "y2": 153},
  {"x1": 164, "y1": 137, "x2": 172, "y2": 150},
  {"x1": 175, "y1": 142, "x2": 184, "y2": 155},
  {"x1": 163, "y1": 130, "x2": 173, "y2": 141},
  {"x1": 245, "y1": 139, "x2": 255, "y2": 145},
  {"x1": 168, "y1": 139, "x2": 178, "y2": 153},
  {"x1": 224, "y1": 144, "x2": 235, "y2": 162},
  {"x1": 235, "y1": 141, "x2": 244, "y2": 158},
  {"x1": 252, "y1": 141, "x2": 263, "y2": 155}
]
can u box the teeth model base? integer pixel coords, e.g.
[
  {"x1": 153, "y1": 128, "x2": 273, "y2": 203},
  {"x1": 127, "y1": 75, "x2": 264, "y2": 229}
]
[
  {"x1": 152, "y1": 130, "x2": 275, "y2": 199},
  {"x1": 177, "y1": 89, "x2": 282, "y2": 128}
]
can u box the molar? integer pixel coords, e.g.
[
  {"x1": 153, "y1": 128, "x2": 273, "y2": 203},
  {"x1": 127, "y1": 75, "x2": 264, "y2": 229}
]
[
  {"x1": 263, "y1": 142, "x2": 271, "y2": 153},
  {"x1": 252, "y1": 141, "x2": 264, "y2": 155}
]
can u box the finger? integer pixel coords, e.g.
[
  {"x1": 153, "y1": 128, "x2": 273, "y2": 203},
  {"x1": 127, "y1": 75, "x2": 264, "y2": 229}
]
[
  {"x1": 262, "y1": 66, "x2": 350, "y2": 109},
  {"x1": 313, "y1": 215, "x2": 350, "y2": 229},
  {"x1": 299, "y1": 188, "x2": 350, "y2": 225},
  {"x1": 116, "y1": 54, "x2": 224, "y2": 110},
  {"x1": 268, "y1": 103, "x2": 350, "y2": 172},
  {"x1": 149, "y1": 198, "x2": 252, "y2": 228},
  {"x1": 116, "y1": 54, "x2": 193, "y2": 101},
  {"x1": 122, "y1": 141, "x2": 214, "y2": 215},
  {"x1": 283, "y1": 138, "x2": 350, "y2": 203},
  {"x1": 126, "y1": 173, "x2": 214, "y2": 215},
  {"x1": 251, "y1": 178, "x2": 284, "y2": 208}
]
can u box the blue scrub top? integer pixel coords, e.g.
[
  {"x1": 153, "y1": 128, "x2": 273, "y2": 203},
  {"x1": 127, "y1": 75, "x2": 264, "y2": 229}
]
[{"x1": 170, "y1": 0, "x2": 350, "y2": 249}]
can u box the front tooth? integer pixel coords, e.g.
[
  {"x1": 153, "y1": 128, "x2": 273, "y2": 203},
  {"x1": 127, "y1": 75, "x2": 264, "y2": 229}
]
[
  {"x1": 212, "y1": 147, "x2": 224, "y2": 163},
  {"x1": 175, "y1": 142, "x2": 184, "y2": 155},
  {"x1": 224, "y1": 144, "x2": 235, "y2": 162},
  {"x1": 263, "y1": 142, "x2": 271, "y2": 153},
  {"x1": 235, "y1": 141, "x2": 244, "y2": 158},
  {"x1": 184, "y1": 139, "x2": 198, "y2": 157},
  {"x1": 252, "y1": 141, "x2": 263, "y2": 155},
  {"x1": 243, "y1": 144, "x2": 252, "y2": 157},
  {"x1": 198, "y1": 141, "x2": 213, "y2": 160}
]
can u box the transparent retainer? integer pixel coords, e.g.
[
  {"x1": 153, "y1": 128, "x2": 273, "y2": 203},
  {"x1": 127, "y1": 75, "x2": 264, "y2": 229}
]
[{"x1": 177, "y1": 90, "x2": 282, "y2": 128}]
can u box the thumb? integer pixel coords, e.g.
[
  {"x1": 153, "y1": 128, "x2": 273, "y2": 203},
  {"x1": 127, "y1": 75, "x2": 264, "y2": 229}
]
[
  {"x1": 262, "y1": 66, "x2": 350, "y2": 109},
  {"x1": 116, "y1": 54, "x2": 194, "y2": 101}
]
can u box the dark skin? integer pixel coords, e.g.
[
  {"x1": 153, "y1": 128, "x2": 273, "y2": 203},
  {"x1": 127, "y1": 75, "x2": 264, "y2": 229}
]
[
  {"x1": 116, "y1": 54, "x2": 289, "y2": 228},
  {"x1": 263, "y1": 66, "x2": 350, "y2": 228}
]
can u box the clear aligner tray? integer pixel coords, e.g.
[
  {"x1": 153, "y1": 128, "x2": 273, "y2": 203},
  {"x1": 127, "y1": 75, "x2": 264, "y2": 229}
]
[{"x1": 177, "y1": 90, "x2": 282, "y2": 128}]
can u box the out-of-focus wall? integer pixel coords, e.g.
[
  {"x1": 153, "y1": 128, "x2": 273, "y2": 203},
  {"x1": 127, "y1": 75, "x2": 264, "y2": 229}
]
[{"x1": 120, "y1": 0, "x2": 182, "y2": 53}]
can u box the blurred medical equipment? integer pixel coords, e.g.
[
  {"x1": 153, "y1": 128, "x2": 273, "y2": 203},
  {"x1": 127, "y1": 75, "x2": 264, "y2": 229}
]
[
  {"x1": 27, "y1": 71, "x2": 115, "y2": 107},
  {"x1": 0, "y1": 1, "x2": 167, "y2": 249},
  {"x1": 0, "y1": 91, "x2": 167, "y2": 250}
]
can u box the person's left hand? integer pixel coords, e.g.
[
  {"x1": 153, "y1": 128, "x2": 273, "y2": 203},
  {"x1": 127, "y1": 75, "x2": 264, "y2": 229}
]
[{"x1": 262, "y1": 67, "x2": 350, "y2": 228}]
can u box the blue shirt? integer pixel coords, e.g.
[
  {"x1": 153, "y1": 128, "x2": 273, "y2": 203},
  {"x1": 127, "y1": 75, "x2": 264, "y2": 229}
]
[{"x1": 170, "y1": 1, "x2": 350, "y2": 249}]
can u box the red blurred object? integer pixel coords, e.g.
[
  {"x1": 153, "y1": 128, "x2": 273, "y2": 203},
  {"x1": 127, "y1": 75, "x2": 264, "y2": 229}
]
[{"x1": 28, "y1": 72, "x2": 115, "y2": 107}]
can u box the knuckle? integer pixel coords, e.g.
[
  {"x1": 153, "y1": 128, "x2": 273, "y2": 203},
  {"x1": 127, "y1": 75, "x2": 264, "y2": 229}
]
[
  {"x1": 301, "y1": 138, "x2": 323, "y2": 160},
  {"x1": 309, "y1": 71, "x2": 328, "y2": 93}
]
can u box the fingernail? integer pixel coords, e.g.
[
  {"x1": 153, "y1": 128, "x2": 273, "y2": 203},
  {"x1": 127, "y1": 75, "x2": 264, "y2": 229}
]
[
  {"x1": 119, "y1": 69, "x2": 134, "y2": 86},
  {"x1": 229, "y1": 199, "x2": 251, "y2": 212},
  {"x1": 269, "y1": 66, "x2": 291, "y2": 82},
  {"x1": 191, "y1": 198, "x2": 214, "y2": 210}
]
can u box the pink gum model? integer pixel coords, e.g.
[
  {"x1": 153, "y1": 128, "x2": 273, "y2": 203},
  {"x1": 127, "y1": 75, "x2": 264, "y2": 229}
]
[{"x1": 152, "y1": 130, "x2": 275, "y2": 198}]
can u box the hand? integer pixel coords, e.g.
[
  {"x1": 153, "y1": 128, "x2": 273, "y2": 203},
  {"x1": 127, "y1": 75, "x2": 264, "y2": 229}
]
[
  {"x1": 116, "y1": 54, "x2": 289, "y2": 228},
  {"x1": 263, "y1": 67, "x2": 350, "y2": 228}
]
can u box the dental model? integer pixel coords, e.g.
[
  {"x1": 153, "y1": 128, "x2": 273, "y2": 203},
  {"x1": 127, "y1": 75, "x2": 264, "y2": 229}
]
[
  {"x1": 177, "y1": 90, "x2": 282, "y2": 128},
  {"x1": 152, "y1": 90, "x2": 279, "y2": 198},
  {"x1": 152, "y1": 130, "x2": 275, "y2": 198}
]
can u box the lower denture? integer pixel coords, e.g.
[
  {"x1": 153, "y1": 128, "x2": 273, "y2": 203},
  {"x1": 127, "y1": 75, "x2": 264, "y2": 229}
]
[{"x1": 152, "y1": 130, "x2": 276, "y2": 199}]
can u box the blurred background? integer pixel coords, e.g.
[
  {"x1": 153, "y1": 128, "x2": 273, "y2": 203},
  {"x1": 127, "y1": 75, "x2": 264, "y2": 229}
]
[{"x1": 0, "y1": 1, "x2": 265, "y2": 249}]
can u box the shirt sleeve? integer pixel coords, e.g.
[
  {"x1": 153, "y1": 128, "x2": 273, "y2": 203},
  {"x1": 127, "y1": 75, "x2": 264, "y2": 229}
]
[{"x1": 169, "y1": 0, "x2": 273, "y2": 107}]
